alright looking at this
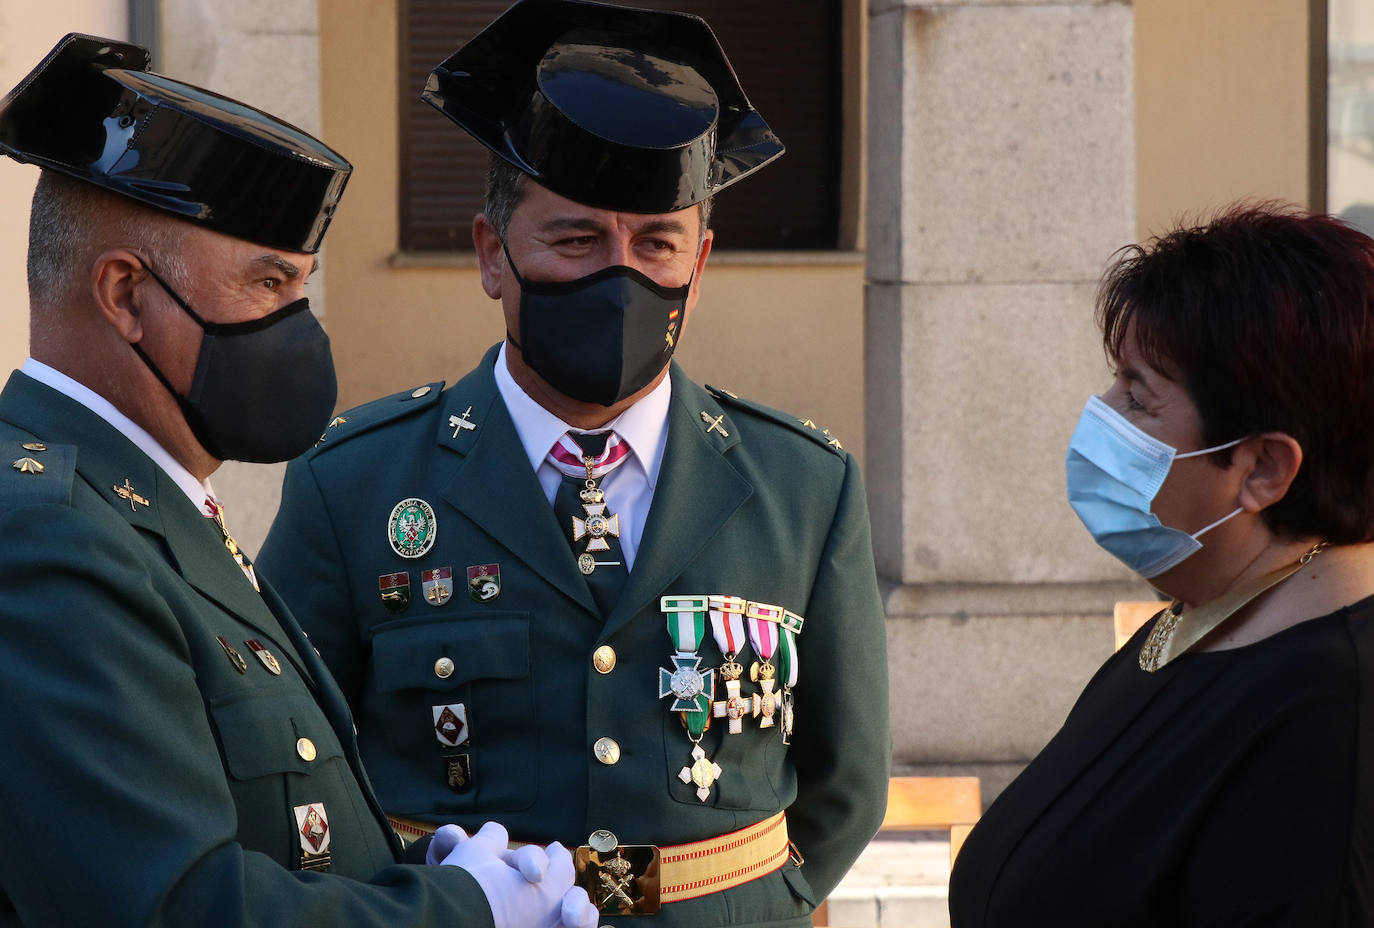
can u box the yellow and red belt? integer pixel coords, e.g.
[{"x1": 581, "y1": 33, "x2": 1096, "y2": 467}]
[{"x1": 388, "y1": 811, "x2": 793, "y2": 913}]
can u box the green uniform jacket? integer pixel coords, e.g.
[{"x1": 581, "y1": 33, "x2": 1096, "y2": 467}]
[
  {"x1": 259, "y1": 345, "x2": 891, "y2": 928},
  {"x1": 0, "y1": 371, "x2": 492, "y2": 927}
]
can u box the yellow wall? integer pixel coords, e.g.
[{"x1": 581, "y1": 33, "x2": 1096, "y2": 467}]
[
  {"x1": 1135, "y1": 0, "x2": 1323, "y2": 238},
  {"x1": 0, "y1": 2, "x2": 127, "y2": 374},
  {"x1": 319, "y1": 0, "x2": 868, "y2": 463}
]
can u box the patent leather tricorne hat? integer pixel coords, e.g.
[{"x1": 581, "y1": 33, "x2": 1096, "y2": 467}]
[
  {"x1": 0, "y1": 34, "x2": 351, "y2": 254},
  {"x1": 423, "y1": 0, "x2": 784, "y2": 214}
]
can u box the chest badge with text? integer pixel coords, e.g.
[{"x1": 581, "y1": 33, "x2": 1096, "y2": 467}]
[{"x1": 387, "y1": 498, "x2": 437, "y2": 559}]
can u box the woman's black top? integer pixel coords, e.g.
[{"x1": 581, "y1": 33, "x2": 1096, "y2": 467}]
[{"x1": 949, "y1": 595, "x2": 1374, "y2": 927}]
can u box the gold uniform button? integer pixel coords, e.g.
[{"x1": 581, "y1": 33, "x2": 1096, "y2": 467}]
[
  {"x1": 435, "y1": 657, "x2": 455, "y2": 678},
  {"x1": 593, "y1": 737, "x2": 621, "y2": 765},
  {"x1": 296, "y1": 738, "x2": 317, "y2": 762},
  {"x1": 592, "y1": 646, "x2": 616, "y2": 674},
  {"x1": 411, "y1": 386, "x2": 432, "y2": 398}
]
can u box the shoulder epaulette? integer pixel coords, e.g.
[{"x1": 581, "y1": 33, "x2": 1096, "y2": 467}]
[
  {"x1": 0, "y1": 439, "x2": 76, "y2": 508},
  {"x1": 704, "y1": 384, "x2": 846, "y2": 456},
  {"x1": 306, "y1": 381, "x2": 445, "y2": 456}
]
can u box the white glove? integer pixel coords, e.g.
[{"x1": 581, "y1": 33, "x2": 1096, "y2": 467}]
[
  {"x1": 425, "y1": 823, "x2": 492, "y2": 866},
  {"x1": 558, "y1": 883, "x2": 600, "y2": 928},
  {"x1": 434, "y1": 821, "x2": 581, "y2": 928}
]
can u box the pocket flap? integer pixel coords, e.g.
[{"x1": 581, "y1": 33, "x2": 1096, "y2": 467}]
[
  {"x1": 370, "y1": 612, "x2": 530, "y2": 693},
  {"x1": 210, "y1": 690, "x2": 344, "y2": 781}
]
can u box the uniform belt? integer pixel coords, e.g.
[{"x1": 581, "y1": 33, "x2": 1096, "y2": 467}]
[{"x1": 387, "y1": 812, "x2": 793, "y2": 914}]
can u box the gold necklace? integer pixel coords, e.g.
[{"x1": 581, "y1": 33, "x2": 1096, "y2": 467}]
[{"x1": 1138, "y1": 541, "x2": 1328, "y2": 672}]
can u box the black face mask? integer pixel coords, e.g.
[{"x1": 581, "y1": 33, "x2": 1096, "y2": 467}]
[
  {"x1": 132, "y1": 265, "x2": 338, "y2": 463},
  {"x1": 504, "y1": 244, "x2": 691, "y2": 407}
]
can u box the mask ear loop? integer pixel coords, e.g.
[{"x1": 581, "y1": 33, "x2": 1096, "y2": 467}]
[
  {"x1": 138, "y1": 258, "x2": 209, "y2": 327},
  {"x1": 1190, "y1": 506, "x2": 1244, "y2": 541},
  {"x1": 1175, "y1": 435, "x2": 1249, "y2": 541},
  {"x1": 1174, "y1": 435, "x2": 1246, "y2": 459},
  {"x1": 127, "y1": 257, "x2": 202, "y2": 405}
]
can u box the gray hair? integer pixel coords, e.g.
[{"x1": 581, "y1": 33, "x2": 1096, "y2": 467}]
[
  {"x1": 483, "y1": 154, "x2": 712, "y2": 245},
  {"x1": 27, "y1": 170, "x2": 191, "y2": 311}
]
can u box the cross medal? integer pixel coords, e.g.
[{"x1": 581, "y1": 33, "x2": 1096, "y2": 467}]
[
  {"x1": 660, "y1": 595, "x2": 722, "y2": 801},
  {"x1": 712, "y1": 660, "x2": 759, "y2": 734},
  {"x1": 658, "y1": 653, "x2": 714, "y2": 712},
  {"x1": 708, "y1": 594, "x2": 753, "y2": 734},
  {"x1": 746, "y1": 601, "x2": 787, "y2": 730},
  {"x1": 571, "y1": 456, "x2": 621, "y2": 576}
]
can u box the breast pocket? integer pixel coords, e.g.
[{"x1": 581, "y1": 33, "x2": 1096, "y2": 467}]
[
  {"x1": 369, "y1": 611, "x2": 535, "y2": 813},
  {"x1": 207, "y1": 687, "x2": 352, "y2": 864},
  {"x1": 661, "y1": 706, "x2": 785, "y2": 811}
]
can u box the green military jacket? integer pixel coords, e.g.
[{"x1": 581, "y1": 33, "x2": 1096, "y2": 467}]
[
  {"x1": 0, "y1": 371, "x2": 492, "y2": 927},
  {"x1": 259, "y1": 345, "x2": 890, "y2": 928}
]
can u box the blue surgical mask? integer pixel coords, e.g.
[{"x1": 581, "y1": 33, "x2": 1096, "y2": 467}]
[{"x1": 1066, "y1": 395, "x2": 1245, "y2": 578}]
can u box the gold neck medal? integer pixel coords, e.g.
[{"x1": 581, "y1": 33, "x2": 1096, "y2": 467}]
[{"x1": 1139, "y1": 542, "x2": 1327, "y2": 672}]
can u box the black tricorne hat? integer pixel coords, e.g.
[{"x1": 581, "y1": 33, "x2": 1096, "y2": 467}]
[
  {"x1": 422, "y1": 0, "x2": 784, "y2": 214},
  {"x1": 0, "y1": 34, "x2": 351, "y2": 254}
]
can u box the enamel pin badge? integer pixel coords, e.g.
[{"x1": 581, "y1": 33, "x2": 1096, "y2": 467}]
[
  {"x1": 294, "y1": 802, "x2": 332, "y2": 872},
  {"x1": 422, "y1": 567, "x2": 454, "y2": 606},
  {"x1": 245, "y1": 639, "x2": 282, "y2": 675},
  {"x1": 388, "y1": 498, "x2": 437, "y2": 559},
  {"x1": 378, "y1": 572, "x2": 411, "y2": 612},
  {"x1": 444, "y1": 753, "x2": 474, "y2": 793},
  {"x1": 433, "y1": 703, "x2": 470, "y2": 747},
  {"x1": 467, "y1": 564, "x2": 501, "y2": 602}
]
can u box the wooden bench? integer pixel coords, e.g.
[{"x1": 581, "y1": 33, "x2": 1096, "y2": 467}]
[
  {"x1": 1114, "y1": 600, "x2": 1171, "y2": 650},
  {"x1": 811, "y1": 775, "x2": 982, "y2": 927}
]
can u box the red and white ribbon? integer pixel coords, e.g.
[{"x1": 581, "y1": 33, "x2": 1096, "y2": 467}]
[
  {"x1": 708, "y1": 594, "x2": 748, "y2": 659},
  {"x1": 547, "y1": 431, "x2": 631, "y2": 479}
]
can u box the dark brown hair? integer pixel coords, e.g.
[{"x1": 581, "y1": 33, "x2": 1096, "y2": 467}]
[{"x1": 1097, "y1": 202, "x2": 1374, "y2": 543}]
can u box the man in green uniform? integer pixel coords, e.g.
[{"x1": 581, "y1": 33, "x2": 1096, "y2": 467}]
[
  {"x1": 259, "y1": 2, "x2": 890, "y2": 925},
  {"x1": 0, "y1": 34, "x2": 596, "y2": 928}
]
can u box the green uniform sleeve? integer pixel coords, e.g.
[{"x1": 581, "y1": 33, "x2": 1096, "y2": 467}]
[
  {"x1": 0, "y1": 503, "x2": 492, "y2": 928},
  {"x1": 786, "y1": 452, "x2": 891, "y2": 900}
]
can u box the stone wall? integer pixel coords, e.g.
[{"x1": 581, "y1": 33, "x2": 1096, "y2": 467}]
[{"x1": 865, "y1": 0, "x2": 1150, "y2": 800}]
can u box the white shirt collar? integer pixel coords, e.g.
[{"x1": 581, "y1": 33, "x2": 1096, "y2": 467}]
[
  {"x1": 21, "y1": 358, "x2": 215, "y2": 510},
  {"x1": 492, "y1": 342, "x2": 670, "y2": 488}
]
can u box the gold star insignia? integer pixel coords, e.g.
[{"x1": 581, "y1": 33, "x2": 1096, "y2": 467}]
[{"x1": 12, "y1": 457, "x2": 44, "y2": 474}]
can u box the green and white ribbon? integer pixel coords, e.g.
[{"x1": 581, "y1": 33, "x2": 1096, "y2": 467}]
[
  {"x1": 663, "y1": 595, "x2": 708, "y2": 652},
  {"x1": 777, "y1": 609, "x2": 804, "y2": 687},
  {"x1": 659, "y1": 595, "x2": 714, "y2": 733}
]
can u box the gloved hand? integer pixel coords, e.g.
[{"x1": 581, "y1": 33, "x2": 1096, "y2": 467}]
[
  {"x1": 557, "y1": 882, "x2": 599, "y2": 928},
  {"x1": 425, "y1": 823, "x2": 490, "y2": 866},
  {"x1": 433, "y1": 821, "x2": 589, "y2": 928}
]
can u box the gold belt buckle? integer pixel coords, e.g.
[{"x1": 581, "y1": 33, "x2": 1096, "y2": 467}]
[{"x1": 574, "y1": 830, "x2": 661, "y2": 916}]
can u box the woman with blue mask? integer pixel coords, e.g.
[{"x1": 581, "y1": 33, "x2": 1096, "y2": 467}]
[{"x1": 949, "y1": 203, "x2": 1374, "y2": 927}]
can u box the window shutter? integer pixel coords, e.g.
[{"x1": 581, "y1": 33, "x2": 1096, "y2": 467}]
[{"x1": 399, "y1": 0, "x2": 841, "y2": 251}]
